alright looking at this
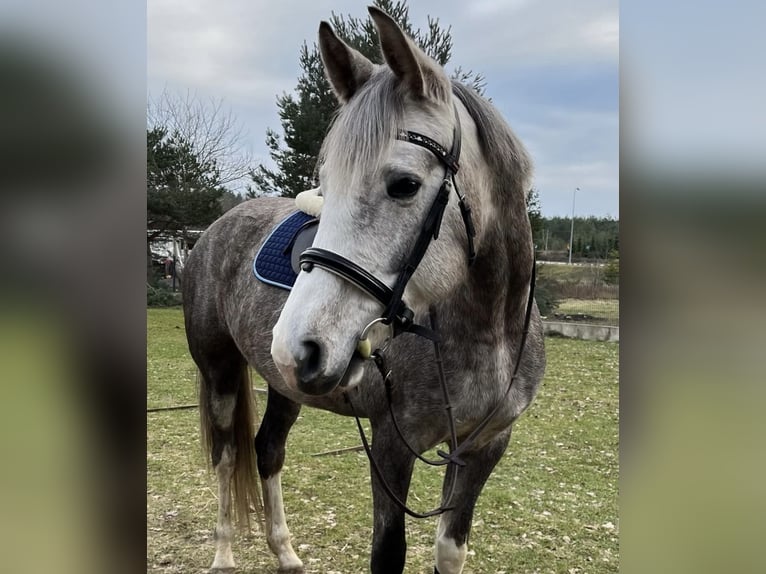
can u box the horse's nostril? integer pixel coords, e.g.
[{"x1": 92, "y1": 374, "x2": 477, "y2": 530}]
[
  {"x1": 294, "y1": 339, "x2": 339, "y2": 395},
  {"x1": 298, "y1": 339, "x2": 323, "y2": 383}
]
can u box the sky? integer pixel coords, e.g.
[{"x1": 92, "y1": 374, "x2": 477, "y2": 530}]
[
  {"x1": 621, "y1": 1, "x2": 766, "y2": 178},
  {"x1": 148, "y1": 0, "x2": 619, "y2": 218}
]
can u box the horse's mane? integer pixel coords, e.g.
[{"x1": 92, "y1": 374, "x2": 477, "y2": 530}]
[
  {"x1": 450, "y1": 81, "x2": 533, "y2": 210},
  {"x1": 450, "y1": 82, "x2": 535, "y2": 291}
]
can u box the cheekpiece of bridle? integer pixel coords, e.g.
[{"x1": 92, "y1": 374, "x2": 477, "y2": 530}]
[{"x1": 298, "y1": 98, "x2": 536, "y2": 519}]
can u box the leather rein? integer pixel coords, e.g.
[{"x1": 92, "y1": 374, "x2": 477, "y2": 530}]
[{"x1": 298, "y1": 101, "x2": 536, "y2": 518}]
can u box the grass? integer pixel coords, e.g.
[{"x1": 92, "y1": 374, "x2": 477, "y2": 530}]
[
  {"x1": 147, "y1": 308, "x2": 618, "y2": 573},
  {"x1": 537, "y1": 263, "x2": 605, "y2": 283},
  {"x1": 536, "y1": 263, "x2": 619, "y2": 324}
]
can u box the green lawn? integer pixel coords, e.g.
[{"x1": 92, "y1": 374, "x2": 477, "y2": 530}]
[
  {"x1": 537, "y1": 263, "x2": 604, "y2": 283},
  {"x1": 147, "y1": 308, "x2": 618, "y2": 573}
]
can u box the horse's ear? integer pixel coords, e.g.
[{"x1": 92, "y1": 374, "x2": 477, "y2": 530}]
[
  {"x1": 318, "y1": 21, "x2": 374, "y2": 104},
  {"x1": 368, "y1": 6, "x2": 450, "y2": 103}
]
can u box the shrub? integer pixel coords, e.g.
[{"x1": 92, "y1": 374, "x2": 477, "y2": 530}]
[
  {"x1": 534, "y1": 274, "x2": 560, "y2": 318},
  {"x1": 147, "y1": 283, "x2": 182, "y2": 307},
  {"x1": 604, "y1": 251, "x2": 619, "y2": 285}
]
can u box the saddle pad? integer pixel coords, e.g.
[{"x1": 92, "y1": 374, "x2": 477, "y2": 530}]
[{"x1": 253, "y1": 211, "x2": 317, "y2": 290}]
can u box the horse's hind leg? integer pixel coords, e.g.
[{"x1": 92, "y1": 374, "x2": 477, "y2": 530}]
[
  {"x1": 211, "y1": 429, "x2": 236, "y2": 572},
  {"x1": 255, "y1": 386, "x2": 304, "y2": 573},
  {"x1": 434, "y1": 430, "x2": 512, "y2": 574},
  {"x1": 197, "y1": 344, "x2": 260, "y2": 572}
]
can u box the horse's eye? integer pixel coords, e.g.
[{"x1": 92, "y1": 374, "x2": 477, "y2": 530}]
[{"x1": 387, "y1": 177, "x2": 421, "y2": 199}]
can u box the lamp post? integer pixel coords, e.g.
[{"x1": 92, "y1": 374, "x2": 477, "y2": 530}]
[{"x1": 568, "y1": 187, "x2": 579, "y2": 264}]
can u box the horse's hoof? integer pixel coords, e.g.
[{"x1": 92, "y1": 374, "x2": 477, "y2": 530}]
[
  {"x1": 209, "y1": 569, "x2": 235, "y2": 574},
  {"x1": 276, "y1": 567, "x2": 304, "y2": 574}
]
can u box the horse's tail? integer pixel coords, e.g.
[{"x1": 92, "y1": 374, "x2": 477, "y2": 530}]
[{"x1": 198, "y1": 364, "x2": 263, "y2": 529}]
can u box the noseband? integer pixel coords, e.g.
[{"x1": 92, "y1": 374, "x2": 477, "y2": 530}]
[{"x1": 299, "y1": 102, "x2": 476, "y2": 340}]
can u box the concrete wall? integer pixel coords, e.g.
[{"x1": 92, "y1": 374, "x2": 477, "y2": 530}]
[{"x1": 543, "y1": 321, "x2": 619, "y2": 342}]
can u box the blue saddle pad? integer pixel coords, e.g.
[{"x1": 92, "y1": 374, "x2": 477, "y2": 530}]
[{"x1": 253, "y1": 211, "x2": 316, "y2": 290}]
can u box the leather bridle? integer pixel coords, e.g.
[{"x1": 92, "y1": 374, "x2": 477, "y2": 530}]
[
  {"x1": 299, "y1": 102, "x2": 475, "y2": 340},
  {"x1": 298, "y1": 99, "x2": 536, "y2": 518}
]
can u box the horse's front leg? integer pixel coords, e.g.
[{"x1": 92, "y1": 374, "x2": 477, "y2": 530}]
[
  {"x1": 434, "y1": 429, "x2": 512, "y2": 574},
  {"x1": 255, "y1": 387, "x2": 304, "y2": 573},
  {"x1": 368, "y1": 422, "x2": 416, "y2": 574}
]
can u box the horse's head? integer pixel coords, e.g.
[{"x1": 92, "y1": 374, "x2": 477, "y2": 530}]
[{"x1": 272, "y1": 7, "x2": 506, "y2": 396}]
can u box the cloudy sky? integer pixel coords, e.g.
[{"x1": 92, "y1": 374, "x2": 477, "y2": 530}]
[{"x1": 148, "y1": 0, "x2": 618, "y2": 218}]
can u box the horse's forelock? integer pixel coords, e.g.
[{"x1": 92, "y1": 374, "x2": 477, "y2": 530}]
[{"x1": 319, "y1": 70, "x2": 405, "y2": 188}]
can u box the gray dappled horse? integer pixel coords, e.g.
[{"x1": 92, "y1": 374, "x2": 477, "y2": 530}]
[{"x1": 182, "y1": 7, "x2": 545, "y2": 574}]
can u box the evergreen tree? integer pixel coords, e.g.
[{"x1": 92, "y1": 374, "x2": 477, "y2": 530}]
[
  {"x1": 219, "y1": 189, "x2": 244, "y2": 213},
  {"x1": 147, "y1": 127, "x2": 224, "y2": 238},
  {"x1": 526, "y1": 187, "x2": 544, "y2": 248},
  {"x1": 251, "y1": 0, "x2": 485, "y2": 198},
  {"x1": 147, "y1": 127, "x2": 225, "y2": 280},
  {"x1": 537, "y1": 216, "x2": 618, "y2": 255},
  {"x1": 604, "y1": 251, "x2": 620, "y2": 285}
]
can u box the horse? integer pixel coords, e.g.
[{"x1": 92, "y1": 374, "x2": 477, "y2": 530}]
[{"x1": 182, "y1": 6, "x2": 545, "y2": 573}]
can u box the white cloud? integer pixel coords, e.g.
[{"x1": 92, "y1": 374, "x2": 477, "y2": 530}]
[
  {"x1": 149, "y1": 1, "x2": 619, "y2": 95},
  {"x1": 431, "y1": 0, "x2": 619, "y2": 69},
  {"x1": 148, "y1": 0, "x2": 619, "y2": 215},
  {"x1": 465, "y1": 0, "x2": 533, "y2": 18},
  {"x1": 582, "y1": 15, "x2": 619, "y2": 53},
  {"x1": 148, "y1": 0, "x2": 297, "y2": 104}
]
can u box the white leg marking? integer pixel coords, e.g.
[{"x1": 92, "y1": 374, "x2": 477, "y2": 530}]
[
  {"x1": 211, "y1": 445, "x2": 236, "y2": 570},
  {"x1": 263, "y1": 473, "x2": 303, "y2": 571},
  {"x1": 435, "y1": 516, "x2": 468, "y2": 574}
]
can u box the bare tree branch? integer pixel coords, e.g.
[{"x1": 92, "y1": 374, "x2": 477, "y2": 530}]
[{"x1": 148, "y1": 90, "x2": 254, "y2": 192}]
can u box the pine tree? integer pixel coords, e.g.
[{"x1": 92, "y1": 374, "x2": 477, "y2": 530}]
[
  {"x1": 250, "y1": 0, "x2": 485, "y2": 198},
  {"x1": 526, "y1": 187, "x2": 544, "y2": 248},
  {"x1": 147, "y1": 127, "x2": 225, "y2": 280},
  {"x1": 147, "y1": 127, "x2": 224, "y2": 238},
  {"x1": 604, "y1": 251, "x2": 619, "y2": 285}
]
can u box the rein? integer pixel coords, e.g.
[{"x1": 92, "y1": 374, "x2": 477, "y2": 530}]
[
  {"x1": 344, "y1": 312, "x2": 460, "y2": 519},
  {"x1": 298, "y1": 95, "x2": 536, "y2": 518},
  {"x1": 344, "y1": 261, "x2": 536, "y2": 519}
]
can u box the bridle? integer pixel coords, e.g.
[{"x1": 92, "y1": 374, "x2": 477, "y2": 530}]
[
  {"x1": 298, "y1": 98, "x2": 536, "y2": 518},
  {"x1": 300, "y1": 102, "x2": 476, "y2": 341}
]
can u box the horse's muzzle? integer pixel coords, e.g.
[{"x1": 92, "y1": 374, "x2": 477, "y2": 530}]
[{"x1": 294, "y1": 338, "x2": 342, "y2": 395}]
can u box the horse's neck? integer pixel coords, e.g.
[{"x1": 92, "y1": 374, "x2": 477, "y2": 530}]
[{"x1": 437, "y1": 230, "x2": 531, "y2": 363}]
